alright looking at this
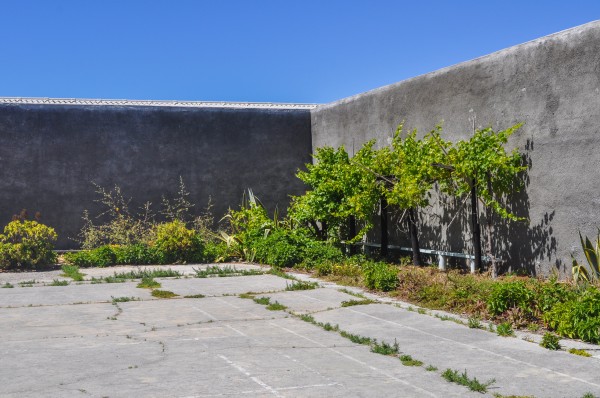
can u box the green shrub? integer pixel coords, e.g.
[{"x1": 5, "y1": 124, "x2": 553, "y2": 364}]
[
  {"x1": 0, "y1": 220, "x2": 58, "y2": 269},
  {"x1": 64, "y1": 245, "x2": 117, "y2": 267},
  {"x1": 113, "y1": 243, "x2": 158, "y2": 265},
  {"x1": 300, "y1": 240, "x2": 343, "y2": 269},
  {"x1": 487, "y1": 280, "x2": 534, "y2": 316},
  {"x1": 544, "y1": 287, "x2": 600, "y2": 343},
  {"x1": 534, "y1": 279, "x2": 576, "y2": 313},
  {"x1": 151, "y1": 220, "x2": 204, "y2": 263},
  {"x1": 362, "y1": 260, "x2": 398, "y2": 292},
  {"x1": 252, "y1": 229, "x2": 303, "y2": 267}
]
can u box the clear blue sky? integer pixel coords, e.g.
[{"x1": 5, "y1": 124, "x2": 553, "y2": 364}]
[{"x1": 1, "y1": 1, "x2": 599, "y2": 103}]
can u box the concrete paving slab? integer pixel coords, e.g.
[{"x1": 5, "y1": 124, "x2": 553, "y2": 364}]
[
  {"x1": 313, "y1": 303, "x2": 600, "y2": 397},
  {"x1": 158, "y1": 274, "x2": 289, "y2": 296},
  {"x1": 0, "y1": 282, "x2": 153, "y2": 307},
  {"x1": 257, "y1": 288, "x2": 359, "y2": 314}
]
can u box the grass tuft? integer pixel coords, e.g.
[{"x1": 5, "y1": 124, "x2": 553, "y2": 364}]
[
  {"x1": 341, "y1": 299, "x2": 375, "y2": 307},
  {"x1": 136, "y1": 277, "x2": 161, "y2": 289},
  {"x1": 425, "y1": 365, "x2": 438, "y2": 372},
  {"x1": 370, "y1": 339, "x2": 399, "y2": 356},
  {"x1": 2, "y1": 282, "x2": 14, "y2": 288},
  {"x1": 496, "y1": 322, "x2": 514, "y2": 337},
  {"x1": 61, "y1": 264, "x2": 85, "y2": 281},
  {"x1": 399, "y1": 354, "x2": 423, "y2": 367},
  {"x1": 340, "y1": 330, "x2": 372, "y2": 345},
  {"x1": 194, "y1": 265, "x2": 264, "y2": 278},
  {"x1": 266, "y1": 301, "x2": 287, "y2": 311},
  {"x1": 568, "y1": 348, "x2": 591, "y2": 357},
  {"x1": 183, "y1": 294, "x2": 206, "y2": 299},
  {"x1": 442, "y1": 368, "x2": 495, "y2": 393},
  {"x1": 113, "y1": 268, "x2": 182, "y2": 280},
  {"x1": 49, "y1": 279, "x2": 70, "y2": 286},
  {"x1": 151, "y1": 289, "x2": 178, "y2": 299},
  {"x1": 285, "y1": 280, "x2": 319, "y2": 291},
  {"x1": 111, "y1": 296, "x2": 138, "y2": 303},
  {"x1": 539, "y1": 332, "x2": 561, "y2": 350}
]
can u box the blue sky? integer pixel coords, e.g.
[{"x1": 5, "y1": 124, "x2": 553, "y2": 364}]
[{"x1": 1, "y1": 1, "x2": 599, "y2": 103}]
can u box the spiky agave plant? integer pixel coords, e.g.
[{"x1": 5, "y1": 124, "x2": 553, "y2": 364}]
[{"x1": 572, "y1": 229, "x2": 600, "y2": 283}]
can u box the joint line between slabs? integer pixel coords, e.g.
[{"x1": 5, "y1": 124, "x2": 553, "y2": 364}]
[
  {"x1": 268, "y1": 322, "x2": 438, "y2": 398},
  {"x1": 348, "y1": 307, "x2": 600, "y2": 389},
  {"x1": 217, "y1": 354, "x2": 283, "y2": 397}
]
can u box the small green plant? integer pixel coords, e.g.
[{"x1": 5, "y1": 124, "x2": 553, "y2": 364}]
[
  {"x1": 338, "y1": 288, "x2": 366, "y2": 298},
  {"x1": 370, "y1": 339, "x2": 399, "y2": 356},
  {"x1": 285, "y1": 280, "x2": 319, "y2": 291},
  {"x1": 425, "y1": 365, "x2": 438, "y2": 372},
  {"x1": 441, "y1": 368, "x2": 495, "y2": 393},
  {"x1": 341, "y1": 299, "x2": 375, "y2": 307},
  {"x1": 539, "y1": 332, "x2": 561, "y2": 350},
  {"x1": 417, "y1": 308, "x2": 427, "y2": 315},
  {"x1": 299, "y1": 314, "x2": 316, "y2": 323},
  {"x1": 435, "y1": 314, "x2": 466, "y2": 325},
  {"x1": 111, "y1": 296, "x2": 138, "y2": 303},
  {"x1": 253, "y1": 296, "x2": 271, "y2": 305},
  {"x1": 18, "y1": 280, "x2": 36, "y2": 287},
  {"x1": 266, "y1": 301, "x2": 287, "y2": 311},
  {"x1": 61, "y1": 264, "x2": 85, "y2": 281},
  {"x1": 568, "y1": 348, "x2": 591, "y2": 357},
  {"x1": 319, "y1": 322, "x2": 339, "y2": 332},
  {"x1": 468, "y1": 316, "x2": 483, "y2": 329},
  {"x1": 581, "y1": 393, "x2": 597, "y2": 398},
  {"x1": 2, "y1": 282, "x2": 14, "y2": 288},
  {"x1": 113, "y1": 268, "x2": 182, "y2": 280},
  {"x1": 339, "y1": 330, "x2": 372, "y2": 345},
  {"x1": 151, "y1": 290, "x2": 178, "y2": 299},
  {"x1": 194, "y1": 265, "x2": 264, "y2": 278},
  {"x1": 496, "y1": 322, "x2": 514, "y2": 337},
  {"x1": 399, "y1": 354, "x2": 423, "y2": 366},
  {"x1": 49, "y1": 279, "x2": 69, "y2": 286},
  {"x1": 183, "y1": 294, "x2": 206, "y2": 298},
  {"x1": 137, "y1": 277, "x2": 161, "y2": 289}
]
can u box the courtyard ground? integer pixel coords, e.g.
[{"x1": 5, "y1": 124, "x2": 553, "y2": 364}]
[{"x1": 0, "y1": 264, "x2": 598, "y2": 398}]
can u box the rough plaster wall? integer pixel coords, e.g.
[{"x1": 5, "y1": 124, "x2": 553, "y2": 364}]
[
  {"x1": 311, "y1": 20, "x2": 600, "y2": 275},
  {"x1": 0, "y1": 104, "x2": 312, "y2": 248}
]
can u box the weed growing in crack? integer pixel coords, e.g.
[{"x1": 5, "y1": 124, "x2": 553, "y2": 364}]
[
  {"x1": 468, "y1": 317, "x2": 483, "y2": 329},
  {"x1": 61, "y1": 264, "x2": 85, "y2": 281},
  {"x1": 370, "y1": 339, "x2": 399, "y2": 356},
  {"x1": 496, "y1": 322, "x2": 514, "y2": 337},
  {"x1": 338, "y1": 288, "x2": 367, "y2": 299},
  {"x1": 417, "y1": 308, "x2": 427, "y2": 315},
  {"x1": 285, "y1": 280, "x2": 319, "y2": 291},
  {"x1": 183, "y1": 294, "x2": 206, "y2": 298},
  {"x1": 299, "y1": 314, "x2": 316, "y2": 323},
  {"x1": 137, "y1": 277, "x2": 161, "y2": 289},
  {"x1": 425, "y1": 365, "x2": 438, "y2": 372},
  {"x1": 253, "y1": 296, "x2": 271, "y2": 305},
  {"x1": 434, "y1": 314, "x2": 466, "y2": 325},
  {"x1": 151, "y1": 290, "x2": 178, "y2": 299},
  {"x1": 441, "y1": 368, "x2": 495, "y2": 393},
  {"x1": 19, "y1": 280, "x2": 36, "y2": 287},
  {"x1": 540, "y1": 332, "x2": 561, "y2": 350},
  {"x1": 399, "y1": 354, "x2": 423, "y2": 367},
  {"x1": 111, "y1": 296, "x2": 138, "y2": 303},
  {"x1": 48, "y1": 279, "x2": 69, "y2": 286},
  {"x1": 113, "y1": 268, "x2": 182, "y2": 280},
  {"x1": 268, "y1": 268, "x2": 297, "y2": 280},
  {"x1": 194, "y1": 265, "x2": 264, "y2": 278},
  {"x1": 568, "y1": 348, "x2": 591, "y2": 357},
  {"x1": 341, "y1": 299, "x2": 375, "y2": 307},
  {"x1": 266, "y1": 301, "x2": 287, "y2": 311},
  {"x1": 340, "y1": 330, "x2": 371, "y2": 345},
  {"x1": 2, "y1": 282, "x2": 14, "y2": 288}
]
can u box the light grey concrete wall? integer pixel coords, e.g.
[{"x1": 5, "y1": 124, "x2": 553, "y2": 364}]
[
  {"x1": 0, "y1": 102, "x2": 313, "y2": 248},
  {"x1": 311, "y1": 20, "x2": 600, "y2": 275}
]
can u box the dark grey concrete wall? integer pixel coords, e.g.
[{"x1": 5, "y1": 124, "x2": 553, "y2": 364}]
[
  {"x1": 311, "y1": 20, "x2": 600, "y2": 275},
  {"x1": 0, "y1": 103, "x2": 312, "y2": 248}
]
